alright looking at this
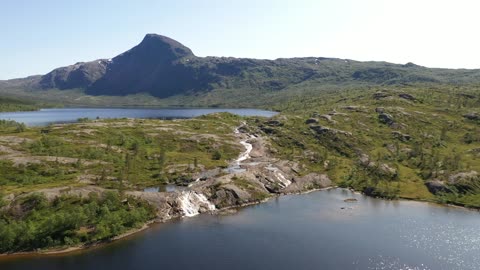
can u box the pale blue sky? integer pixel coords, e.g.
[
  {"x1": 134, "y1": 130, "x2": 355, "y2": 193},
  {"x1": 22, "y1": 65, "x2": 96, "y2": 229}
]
[{"x1": 2, "y1": 0, "x2": 480, "y2": 79}]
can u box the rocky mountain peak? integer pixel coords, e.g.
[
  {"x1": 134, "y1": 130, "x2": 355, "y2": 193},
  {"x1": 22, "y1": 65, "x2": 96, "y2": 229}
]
[{"x1": 117, "y1": 33, "x2": 194, "y2": 62}]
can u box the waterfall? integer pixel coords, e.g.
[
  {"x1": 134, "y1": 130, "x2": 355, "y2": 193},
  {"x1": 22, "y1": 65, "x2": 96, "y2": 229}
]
[
  {"x1": 265, "y1": 164, "x2": 292, "y2": 188},
  {"x1": 237, "y1": 139, "x2": 253, "y2": 163},
  {"x1": 227, "y1": 126, "x2": 254, "y2": 173},
  {"x1": 178, "y1": 191, "x2": 216, "y2": 217},
  {"x1": 274, "y1": 170, "x2": 292, "y2": 188}
]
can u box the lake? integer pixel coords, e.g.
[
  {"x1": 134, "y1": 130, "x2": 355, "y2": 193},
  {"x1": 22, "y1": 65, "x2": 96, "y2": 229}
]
[
  {"x1": 0, "y1": 108, "x2": 278, "y2": 126},
  {"x1": 1, "y1": 189, "x2": 478, "y2": 270}
]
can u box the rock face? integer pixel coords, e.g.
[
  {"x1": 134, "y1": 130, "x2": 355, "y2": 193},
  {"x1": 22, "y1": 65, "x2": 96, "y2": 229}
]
[
  {"x1": 36, "y1": 34, "x2": 219, "y2": 98},
  {"x1": 85, "y1": 34, "x2": 217, "y2": 98},
  {"x1": 283, "y1": 173, "x2": 332, "y2": 193},
  {"x1": 210, "y1": 184, "x2": 253, "y2": 208},
  {"x1": 40, "y1": 60, "x2": 108, "y2": 89}
]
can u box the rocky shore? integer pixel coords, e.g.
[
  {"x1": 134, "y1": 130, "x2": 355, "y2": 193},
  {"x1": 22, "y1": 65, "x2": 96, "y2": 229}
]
[
  {"x1": 126, "y1": 123, "x2": 332, "y2": 222},
  {"x1": 0, "y1": 123, "x2": 334, "y2": 256}
]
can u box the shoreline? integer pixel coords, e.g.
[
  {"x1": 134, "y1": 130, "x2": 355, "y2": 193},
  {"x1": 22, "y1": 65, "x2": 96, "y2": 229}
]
[
  {"x1": 2, "y1": 124, "x2": 479, "y2": 258},
  {"x1": 0, "y1": 186, "x2": 335, "y2": 258},
  {"x1": 3, "y1": 185, "x2": 478, "y2": 258}
]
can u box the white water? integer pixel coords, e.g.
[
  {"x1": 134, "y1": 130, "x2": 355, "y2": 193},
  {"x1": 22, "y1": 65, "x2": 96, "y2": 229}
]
[
  {"x1": 178, "y1": 191, "x2": 216, "y2": 217},
  {"x1": 265, "y1": 164, "x2": 292, "y2": 188},
  {"x1": 188, "y1": 178, "x2": 200, "y2": 187},
  {"x1": 227, "y1": 126, "x2": 255, "y2": 173}
]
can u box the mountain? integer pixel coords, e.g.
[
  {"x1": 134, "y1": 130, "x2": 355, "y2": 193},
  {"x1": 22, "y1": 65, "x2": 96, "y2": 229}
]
[{"x1": 2, "y1": 34, "x2": 480, "y2": 103}]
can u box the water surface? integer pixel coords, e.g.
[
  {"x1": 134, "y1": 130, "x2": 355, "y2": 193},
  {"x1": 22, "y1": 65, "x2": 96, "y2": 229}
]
[
  {"x1": 1, "y1": 189, "x2": 479, "y2": 270},
  {"x1": 0, "y1": 108, "x2": 277, "y2": 126}
]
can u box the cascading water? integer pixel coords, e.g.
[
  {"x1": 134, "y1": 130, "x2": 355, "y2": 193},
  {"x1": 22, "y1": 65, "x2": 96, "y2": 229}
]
[
  {"x1": 265, "y1": 164, "x2": 292, "y2": 188},
  {"x1": 226, "y1": 126, "x2": 254, "y2": 173},
  {"x1": 178, "y1": 191, "x2": 216, "y2": 217}
]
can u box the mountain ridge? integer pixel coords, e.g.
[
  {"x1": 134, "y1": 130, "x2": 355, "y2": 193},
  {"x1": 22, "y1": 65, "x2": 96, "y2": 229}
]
[{"x1": 2, "y1": 33, "x2": 480, "y2": 101}]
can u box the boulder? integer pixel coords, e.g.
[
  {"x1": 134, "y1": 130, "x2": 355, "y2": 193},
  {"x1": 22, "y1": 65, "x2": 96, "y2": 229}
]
[
  {"x1": 342, "y1": 105, "x2": 366, "y2": 112},
  {"x1": 378, "y1": 113, "x2": 395, "y2": 126},
  {"x1": 425, "y1": 180, "x2": 451, "y2": 194},
  {"x1": 392, "y1": 131, "x2": 411, "y2": 141},
  {"x1": 260, "y1": 126, "x2": 276, "y2": 134},
  {"x1": 375, "y1": 107, "x2": 385, "y2": 113},
  {"x1": 305, "y1": 118, "x2": 319, "y2": 124},
  {"x1": 265, "y1": 120, "x2": 284, "y2": 127},
  {"x1": 398, "y1": 93, "x2": 416, "y2": 101},
  {"x1": 379, "y1": 163, "x2": 398, "y2": 178},
  {"x1": 373, "y1": 91, "x2": 391, "y2": 99},
  {"x1": 463, "y1": 112, "x2": 480, "y2": 121},
  {"x1": 309, "y1": 125, "x2": 352, "y2": 136}
]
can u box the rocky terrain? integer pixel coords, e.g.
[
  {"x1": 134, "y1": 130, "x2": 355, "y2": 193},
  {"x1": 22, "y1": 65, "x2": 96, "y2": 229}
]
[
  {"x1": 1, "y1": 120, "x2": 332, "y2": 227},
  {"x1": 125, "y1": 123, "x2": 332, "y2": 221}
]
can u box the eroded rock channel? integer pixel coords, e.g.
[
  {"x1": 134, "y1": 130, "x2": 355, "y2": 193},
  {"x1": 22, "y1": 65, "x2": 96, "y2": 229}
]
[{"x1": 126, "y1": 122, "x2": 332, "y2": 221}]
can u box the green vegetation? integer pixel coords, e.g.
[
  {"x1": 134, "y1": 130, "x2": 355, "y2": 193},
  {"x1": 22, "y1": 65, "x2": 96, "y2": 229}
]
[
  {"x1": 254, "y1": 84, "x2": 480, "y2": 207},
  {"x1": 0, "y1": 120, "x2": 26, "y2": 133},
  {"x1": 0, "y1": 192, "x2": 155, "y2": 253},
  {"x1": 0, "y1": 96, "x2": 39, "y2": 112},
  {"x1": 0, "y1": 112, "x2": 248, "y2": 253},
  {"x1": 0, "y1": 113, "x2": 243, "y2": 194},
  {"x1": 1, "y1": 81, "x2": 480, "y2": 254}
]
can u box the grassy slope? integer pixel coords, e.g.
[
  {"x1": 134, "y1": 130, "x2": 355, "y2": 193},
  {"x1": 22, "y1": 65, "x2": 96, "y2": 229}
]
[
  {"x1": 258, "y1": 84, "x2": 480, "y2": 207},
  {"x1": 0, "y1": 113, "x2": 247, "y2": 253},
  {"x1": 0, "y1": 113, "x2": 244, "y2": 194},
  {"x1": 0, "y1": 96, "x2": 40, "y2": 112}
]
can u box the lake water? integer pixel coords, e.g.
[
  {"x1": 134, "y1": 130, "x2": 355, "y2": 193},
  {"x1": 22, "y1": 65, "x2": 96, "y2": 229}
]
[
  {"x1": 1, "y1": 189, "x2": 479, "y2": 270},
  {"x1": 0, "y1": 108, "x2": 278, "y2": 126}
]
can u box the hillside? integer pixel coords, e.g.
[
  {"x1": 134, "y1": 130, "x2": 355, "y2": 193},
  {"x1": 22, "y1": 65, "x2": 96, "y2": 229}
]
[{"x1": 2, "y1": 34, "x2": 480, "y2": 107}]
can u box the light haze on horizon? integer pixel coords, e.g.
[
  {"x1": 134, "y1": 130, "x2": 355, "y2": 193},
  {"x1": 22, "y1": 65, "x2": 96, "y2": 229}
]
[{"x1": 2, "y1": 0, "x2": 480, "y2": 80}]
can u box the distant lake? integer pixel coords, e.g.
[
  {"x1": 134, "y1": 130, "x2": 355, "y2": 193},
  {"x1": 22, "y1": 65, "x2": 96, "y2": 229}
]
[
  {"x1": 1, "y1": 189, "x2": 479, "y2": 270},
  {"x1": 0, "y1": 108, "x2": 278, "y2": 126}
]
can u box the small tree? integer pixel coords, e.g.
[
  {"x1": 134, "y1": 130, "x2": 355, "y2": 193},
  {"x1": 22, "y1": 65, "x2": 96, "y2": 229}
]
[{"x1": 212, "y1": 150, "x2": 222, "y2": 160}]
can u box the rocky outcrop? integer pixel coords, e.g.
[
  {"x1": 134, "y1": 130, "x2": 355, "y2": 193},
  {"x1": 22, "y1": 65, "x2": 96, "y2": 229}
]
[
  {"x1": 373, "y1": 91, "x2": 391, "y2": 99},
  {"x1": 359, "y1": 154, "x2": 397, "y2": 179},
  {"x1": 342, "y1": 105, "x2": 366, "y2": 112},
  {"x1": 210, "y1": 184, "x2": 254, "y2": 208},
  {"x1": 283, "y1": 173, "x2": 332, "y2": 193},
  {"x1": 392, "y1": 131, "x2": 411, "y2": 141},
  {"x1": 375, "y1": 107, "x2": 385, "y2": 113},
  {"x1": 398, "y1": 93, "x2": 416, "y2": 101},
  {"x1": 378, "y1": 113, "x2": 395, "y2": 126},
  {"x1": 463, "y1": 112, "x2": 480, "y2": 121},
  {"x1": 305, "y1": 118, "x2": 319, "y2": 124},
  {"x1": 264, "y1": 120, "x2": 284, "y2": 127},
  {"x1": 425, "y1": 180, "x2": 451, "y2": 194},
  {"x1": 448, "y1": 171, "x2": 478, "y2": 184},
  {"x1": 309, "y1": 125, "x2": 352, "y2": 136}
]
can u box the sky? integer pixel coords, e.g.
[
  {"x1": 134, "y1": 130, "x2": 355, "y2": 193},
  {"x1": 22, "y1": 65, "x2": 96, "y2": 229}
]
[{"x1": 2, "y1": 0, "x2": 480, "y2": 79}]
